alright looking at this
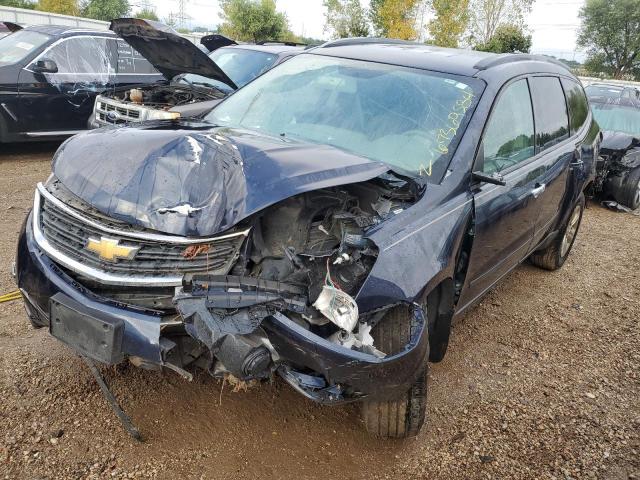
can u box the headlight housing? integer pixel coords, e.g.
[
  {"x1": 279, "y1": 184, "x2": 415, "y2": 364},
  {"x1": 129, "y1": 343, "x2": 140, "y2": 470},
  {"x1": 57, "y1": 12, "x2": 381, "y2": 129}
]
[{"x1": 143, "y1": 110, "x2": 181, "y2": 121}]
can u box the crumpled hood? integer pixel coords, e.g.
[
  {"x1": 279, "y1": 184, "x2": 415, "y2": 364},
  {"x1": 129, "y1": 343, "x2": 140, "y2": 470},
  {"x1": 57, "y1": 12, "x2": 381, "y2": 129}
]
[
  {"x1": 52, "y1": 122, "x2": 390, "y2": 237},
  {"x1": 110, "y1": 18, "x2": 237, "y2": 90},
  {"x1": 601, "y1": 130, "x2": 640, "y2": 152}
]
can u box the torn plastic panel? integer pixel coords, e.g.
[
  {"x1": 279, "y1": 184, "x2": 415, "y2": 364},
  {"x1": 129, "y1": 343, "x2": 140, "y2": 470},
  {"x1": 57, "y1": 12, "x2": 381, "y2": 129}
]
[{"x1": 172, "y1": 274, "x2": 428, "y2": 402}]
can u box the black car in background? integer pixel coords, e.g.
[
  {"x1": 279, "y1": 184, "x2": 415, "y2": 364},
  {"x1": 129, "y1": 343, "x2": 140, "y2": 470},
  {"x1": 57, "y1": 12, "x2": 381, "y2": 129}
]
[
  {"x1": 89, "y1": 19, "x2": 305, "y2": 128},
  {"x1": 0, "y1": 24, "x2": 163, "y2": 143},
  {"x1": 585, "y1": 82, "x2": 640, "y2": 104},
  {"x1": 591, "y1": 98, "x2": 640, "y2": 209},
  {"x1": 0, "y1": 21, "x2": 22, "y2": 39},
  {"x1": 16, "y1": 42, "x2": 599, "y2": 438}
]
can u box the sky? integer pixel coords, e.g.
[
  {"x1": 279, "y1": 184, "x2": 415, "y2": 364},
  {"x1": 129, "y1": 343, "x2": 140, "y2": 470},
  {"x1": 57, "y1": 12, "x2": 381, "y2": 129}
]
[{"x1": 146, "y1": 0, "x2": 585, "y2": 60}]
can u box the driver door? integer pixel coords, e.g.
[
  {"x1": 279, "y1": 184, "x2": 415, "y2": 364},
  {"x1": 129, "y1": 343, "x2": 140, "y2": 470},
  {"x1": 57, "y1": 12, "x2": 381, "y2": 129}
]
[
  {"x1": 18, "y1": 35, "x2": 115, "y2": 135},
  {"x1": 458, "y1": 78, "x2": 546, "y2": 310}
]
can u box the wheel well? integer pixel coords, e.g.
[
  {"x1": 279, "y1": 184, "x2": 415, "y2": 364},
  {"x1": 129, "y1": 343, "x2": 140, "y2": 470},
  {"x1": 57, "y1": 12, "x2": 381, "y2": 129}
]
[
  {"x1": 422, "y1": 216, "x2": 475, "y2": 363},
  {"x1": 424, "y1": 279, "x2": 455, "y2": 363}
]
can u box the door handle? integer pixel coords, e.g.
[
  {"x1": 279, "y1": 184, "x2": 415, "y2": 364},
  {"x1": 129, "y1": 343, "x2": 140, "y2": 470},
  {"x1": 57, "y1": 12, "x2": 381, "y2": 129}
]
[{"x1": 531, "y1": 184, "x2": 546, "y2": 198}]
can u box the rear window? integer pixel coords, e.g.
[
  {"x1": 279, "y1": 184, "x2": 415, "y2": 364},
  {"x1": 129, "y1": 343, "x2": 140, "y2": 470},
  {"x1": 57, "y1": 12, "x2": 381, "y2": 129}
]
[
  {"x1": 562, "y1": 79, "x2": 589, "y2": 135},
  {"x1": 209, "y1": 48, "x2": 278, "y2": 87},
  {"x1": 529, "y1": 77, "x2": 570, "y2": 152},
  {"x1": 0, "y1": 30, "x2": 51, "y2": 66}
]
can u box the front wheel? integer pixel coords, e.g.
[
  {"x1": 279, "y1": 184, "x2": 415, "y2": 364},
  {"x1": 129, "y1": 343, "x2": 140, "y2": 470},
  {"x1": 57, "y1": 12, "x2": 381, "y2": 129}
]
[
  {"x1": 617, "y1": 167, "x2": 640, "y2": 210},
  {"x1": 361, "y1": 305, "x2": 428, "y2": 438},
  {"x1": 530, "y1": 194, "x2": 585, "y2": 271}
]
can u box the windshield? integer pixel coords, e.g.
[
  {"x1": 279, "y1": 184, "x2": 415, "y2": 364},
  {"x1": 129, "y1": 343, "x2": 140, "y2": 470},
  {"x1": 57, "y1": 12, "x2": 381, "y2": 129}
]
[
  {"x1": 180, "y1": 48, "x2": 278, "y2": 92},
  {"x1": 205, "y1": 54, "x2": 483, "y2": 181},
  {"x1": 592, "y1": 103, "x2": 640, "y2": 136},
  {"x1": 0, "y1": 30, "x2": 51, "y2": 67}
]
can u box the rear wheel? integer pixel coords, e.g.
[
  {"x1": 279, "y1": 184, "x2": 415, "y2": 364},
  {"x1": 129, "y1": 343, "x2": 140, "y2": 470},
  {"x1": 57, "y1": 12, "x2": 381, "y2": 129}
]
[
  {"x1": 617, "y1": 167, "x2": 640, "y2": 210},
  {"x1": 361, "y1": 305, "x2": 428, "y2": 439},
  {"x1": 530, "y1": 194, "x2": 585, "y2": 271}
]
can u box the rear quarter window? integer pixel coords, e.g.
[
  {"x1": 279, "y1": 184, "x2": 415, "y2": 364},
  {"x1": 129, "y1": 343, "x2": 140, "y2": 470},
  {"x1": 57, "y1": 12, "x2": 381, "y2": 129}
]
[
  {"x1": 113, "y1": 39, "x2": 158, "y2": 74},
  {"x1": 529, "y1": 77, "x2": 570, "y2": 152},
  {"x1": 562, "y1": 79, "x2": 589, "y2": 135}
]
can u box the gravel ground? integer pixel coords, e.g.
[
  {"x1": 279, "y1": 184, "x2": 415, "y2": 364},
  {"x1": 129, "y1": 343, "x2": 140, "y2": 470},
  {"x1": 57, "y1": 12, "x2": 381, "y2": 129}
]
[{"x1": 0, "y1": 143, "x2": 638, "y2": 480}]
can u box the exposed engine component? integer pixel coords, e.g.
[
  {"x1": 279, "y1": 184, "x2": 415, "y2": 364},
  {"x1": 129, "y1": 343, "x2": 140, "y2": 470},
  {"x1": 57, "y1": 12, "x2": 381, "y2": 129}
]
[
  {"x1": 313, "y1": 285, "x2": 359, "y2": 332},
  {"x1": 93, "y1": 86, "x2": 224, "y2": 126},
  {"x1": 117, "y1": 86, "x2": 214, "y2": 110},
  {"x1": 167, "y1": 176, "x2": 420, "y2": 376}
]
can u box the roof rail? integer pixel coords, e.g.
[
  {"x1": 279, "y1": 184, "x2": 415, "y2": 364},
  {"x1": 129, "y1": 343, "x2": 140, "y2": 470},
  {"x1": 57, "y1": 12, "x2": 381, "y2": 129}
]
[
  {"x1": 319, "y1": 37, "x2": 422, "y2": 48},
  {"x1": 256, "y1": 41, "x2": 307, "y2": 47},
  {"x1": 474, "y1": 53, "x2": 571, "y2": 71}
]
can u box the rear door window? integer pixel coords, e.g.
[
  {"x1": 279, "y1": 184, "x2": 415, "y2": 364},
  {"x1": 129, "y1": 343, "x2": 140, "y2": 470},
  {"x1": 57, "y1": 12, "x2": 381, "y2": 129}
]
[
  {"x1": 529, "y1": 77, "x2": 570, "y2": 152},
  {"x1": 481, "y1": 79, "x2": 535, "y2": 174},
  {"x1": 561, "y1": 79, "x2": 589, "y2": 135}
]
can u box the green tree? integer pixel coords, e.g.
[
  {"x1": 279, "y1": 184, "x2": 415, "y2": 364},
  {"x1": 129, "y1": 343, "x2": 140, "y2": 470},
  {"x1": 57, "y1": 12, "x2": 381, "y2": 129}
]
[
  {"x1": 134, "y1": 7, "x2": 158, "y2": 21},
  {"x1": 37, "y1": 0, "x2": 79, "y2": 16},
  {"x1": 475, "y1": 23, "x2": 531, "y2": 53},
  {"x1": 428, "y1": 0, "x2": 470, "y2": 47},
  {"x1": 0, "y1": 0, "x2": 36, "y2": 9},
  {"x1": 323, "y1": 0, "x2": 369, "y2": 39},
  {"x1": 467, "y1": 0, "x2": 533, "y2": 45},
  {"x1": 369, "y1": 0, "x2": 385, "y2": 35},
  {"x1": 82, "y1": 0, "x2": 129, "y2": 21},
  {"x1": 219, "y1": 0, "x2": 291, "y2": 43},
  {"x1": 577, "y1": 0, "x2": 640, "y2": 79},
  {"x1": 376, "y1": 0, "x2": 419, "y2": 40}
]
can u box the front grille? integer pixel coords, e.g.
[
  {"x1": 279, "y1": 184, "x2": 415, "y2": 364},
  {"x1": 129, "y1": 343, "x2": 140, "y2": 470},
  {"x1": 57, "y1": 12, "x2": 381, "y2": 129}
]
[
  {"x1": 95, "y1": 97, "x2": 142, "y2": 125},
  {"x1": 38, "y1": 192, "x2": 246, "y2": 278}
]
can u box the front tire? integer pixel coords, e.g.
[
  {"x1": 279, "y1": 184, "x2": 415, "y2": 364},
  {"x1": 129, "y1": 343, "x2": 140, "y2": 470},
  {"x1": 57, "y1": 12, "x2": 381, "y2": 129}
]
[
  {"x1": 617, "y1": 167, "x2": 640, "y2": 210},
  {"x1": 361, "y1": 305, "x2": 428, "y2": 438},
  {"x1": 530, "y1": 194, "x2": 585, "y2": 271}
]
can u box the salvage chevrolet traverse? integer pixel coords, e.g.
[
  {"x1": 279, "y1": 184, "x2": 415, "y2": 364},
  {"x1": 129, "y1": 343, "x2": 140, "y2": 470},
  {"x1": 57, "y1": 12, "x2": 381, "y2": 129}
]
[{"x1": 16, "y1": 40, "x2": 599, "y2": 438}]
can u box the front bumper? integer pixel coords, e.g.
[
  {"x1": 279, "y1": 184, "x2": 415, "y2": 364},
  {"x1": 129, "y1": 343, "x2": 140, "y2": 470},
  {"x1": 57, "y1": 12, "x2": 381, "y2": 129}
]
[{"x1": 17, "y1": 213, "x2": 430, "y2": 404}]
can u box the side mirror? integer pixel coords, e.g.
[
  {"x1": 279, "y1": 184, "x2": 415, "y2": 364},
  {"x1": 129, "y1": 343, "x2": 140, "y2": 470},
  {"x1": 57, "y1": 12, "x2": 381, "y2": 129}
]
[
  {"x1": 32, "y1": 59, "x2": 58, "y2": 74},
  {"x1": 472, "y1": 171, "x2": 507, "y2": 186}
]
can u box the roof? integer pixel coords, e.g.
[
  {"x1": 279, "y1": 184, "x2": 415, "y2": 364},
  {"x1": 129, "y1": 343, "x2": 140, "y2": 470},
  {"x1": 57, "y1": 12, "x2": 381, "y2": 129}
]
[
  {"x1": 310, "y1": 39, "x2": 573, "y2": 79},
  {"x1": 24, "y1": 24, "x2": 114, "y2": 37},
  {"x1": 586, "y1": 83, "x2": 639, "y2": 91}
]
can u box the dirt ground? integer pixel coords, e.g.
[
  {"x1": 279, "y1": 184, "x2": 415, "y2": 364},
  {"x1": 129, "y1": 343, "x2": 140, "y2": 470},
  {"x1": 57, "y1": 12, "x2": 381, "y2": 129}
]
[{"x1": 0, "y1": 142, "x2": 638, "y2": 480}]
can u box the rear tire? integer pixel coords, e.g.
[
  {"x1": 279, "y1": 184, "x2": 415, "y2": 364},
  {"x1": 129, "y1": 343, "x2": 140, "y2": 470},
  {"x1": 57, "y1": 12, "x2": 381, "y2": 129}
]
[
  {"x1": 361, "y1": 305, "x2": 428, "y2": 439},
  {"x1": 530, "y1": 194, "x2": 585, "y2": 271},
  {"x1": 617, "y1": 167, "x2": 640, "y2": 210}
]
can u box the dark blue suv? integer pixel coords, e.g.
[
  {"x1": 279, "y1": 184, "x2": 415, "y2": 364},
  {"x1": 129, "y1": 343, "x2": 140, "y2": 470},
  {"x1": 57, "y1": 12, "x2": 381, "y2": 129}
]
[{"x1": 15, "y1": 39, "x2": 599, "y2": 439}]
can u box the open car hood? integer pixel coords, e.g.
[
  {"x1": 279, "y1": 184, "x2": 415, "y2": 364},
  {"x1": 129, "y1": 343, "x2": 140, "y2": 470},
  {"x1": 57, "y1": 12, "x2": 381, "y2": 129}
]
[
  {"x1": 110, "y1": 18, "x2": 237, "y2": 90},
  {"x1": 0, "y1": 22, "x2": 22, "y2": 33},
  {"x1": 51, "y1": 122, "x2": 390, "y2": 237},
  {"x1": 200, "y1": 34, "x2": 237, "y2": 52}
]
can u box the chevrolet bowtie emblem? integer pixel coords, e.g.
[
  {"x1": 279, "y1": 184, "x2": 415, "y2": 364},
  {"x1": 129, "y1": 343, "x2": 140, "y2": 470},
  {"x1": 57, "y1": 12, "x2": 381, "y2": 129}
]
[{"x1": 86, "y1": 236, "x2": 140, "y2": 262}]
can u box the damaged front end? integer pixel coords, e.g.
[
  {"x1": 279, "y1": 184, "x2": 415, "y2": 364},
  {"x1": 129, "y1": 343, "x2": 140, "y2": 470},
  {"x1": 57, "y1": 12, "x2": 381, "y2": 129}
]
[
  {"x1": 17, "y1": 132, "x2": 428, "y2": 403},
  {"x1": 154, "y1": 175, "x2": 427, "y2": 403}
]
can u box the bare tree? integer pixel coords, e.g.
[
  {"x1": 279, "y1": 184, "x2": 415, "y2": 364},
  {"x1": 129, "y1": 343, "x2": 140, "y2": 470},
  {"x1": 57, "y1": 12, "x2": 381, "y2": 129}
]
[{"x1": 467, "y1": 0, "x2": 533, "y2": 45}]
